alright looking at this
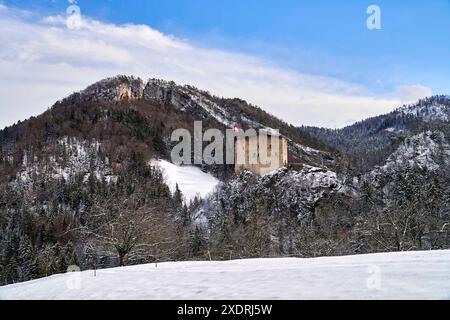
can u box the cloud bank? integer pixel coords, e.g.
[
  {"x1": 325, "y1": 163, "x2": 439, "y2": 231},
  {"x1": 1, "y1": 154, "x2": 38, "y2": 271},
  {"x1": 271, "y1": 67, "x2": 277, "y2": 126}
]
[{"x1": 0, "y1": 5, "x2": 433, "y2": 129}]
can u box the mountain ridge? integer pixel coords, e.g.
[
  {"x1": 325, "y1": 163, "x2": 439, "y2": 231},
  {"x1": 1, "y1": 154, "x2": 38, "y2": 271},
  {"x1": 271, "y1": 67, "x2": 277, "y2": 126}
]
[
  {"x1": 46, "y1": 75, "x2": 344, "y2": 171},
  {"x1": 301, "y1": 95, "x2": 450, "y2": 171}
]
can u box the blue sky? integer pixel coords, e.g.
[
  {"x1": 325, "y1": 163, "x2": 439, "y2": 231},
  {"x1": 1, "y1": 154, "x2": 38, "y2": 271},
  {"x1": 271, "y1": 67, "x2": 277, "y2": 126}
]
[
  {"x1": 5, "y1": 0, "x2": 450, "y2": 94},
  {"x1": 0, "y1": 0, "x2": 449, "y2": 128}
]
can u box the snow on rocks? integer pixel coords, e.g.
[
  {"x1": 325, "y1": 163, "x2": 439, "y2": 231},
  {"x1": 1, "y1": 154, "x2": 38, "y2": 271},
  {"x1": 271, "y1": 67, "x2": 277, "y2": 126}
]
[
  {"x1": 195, "y1": 165, "x2": 349, "y2": 226},
  {"x1": 257, "y1": 166, "x2": 349, "y2": 214},
  {"x1": 370, "y1": 130, "x2": 450, "y2": 176}
]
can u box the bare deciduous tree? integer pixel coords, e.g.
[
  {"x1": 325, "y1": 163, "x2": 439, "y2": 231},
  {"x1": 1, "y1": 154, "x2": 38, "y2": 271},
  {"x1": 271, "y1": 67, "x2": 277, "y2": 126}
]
[{"x1": 77, "y1": 191, "x2": 178, "y2": 267}]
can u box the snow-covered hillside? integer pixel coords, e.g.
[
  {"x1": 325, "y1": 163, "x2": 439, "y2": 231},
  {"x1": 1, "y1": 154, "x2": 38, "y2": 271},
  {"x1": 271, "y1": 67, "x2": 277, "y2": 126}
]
[
  {"x1": 151, "y1": 159, "x2": 220, "y2": 202},
  {"x1": 369, "y1": 130, "x2": 450, "y2": 178},
  {"x1": 1, "y1": 250, "x2": 449, "y2": 300},
  {"x1": 398, "y1": 99, "x2": 450, "y2": 122},
  {"x1": 14, "y1": 137, "x2": 116, "y2": 189}
]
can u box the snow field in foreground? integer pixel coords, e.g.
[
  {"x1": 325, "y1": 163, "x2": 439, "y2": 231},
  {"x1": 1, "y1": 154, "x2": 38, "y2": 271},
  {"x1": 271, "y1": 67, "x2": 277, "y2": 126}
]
[{"x1": 0, "y1": 250, "x2": 449, "y2": 300}]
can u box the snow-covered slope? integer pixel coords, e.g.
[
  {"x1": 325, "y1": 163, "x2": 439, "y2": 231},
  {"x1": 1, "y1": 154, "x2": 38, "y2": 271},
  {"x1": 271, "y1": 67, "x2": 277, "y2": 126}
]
[
  {"x1": 151, "y1": 159, "x2": 220, "y2": 202},
  {"x1": 0, "y1": 250, "x2": 449, "y2": 300},
  {"x1": 398, "y1": 99, "x2": 450, "y2": 122},
  {"x1": 369, "y1": 130, "x2": 450, "y2": 176}
]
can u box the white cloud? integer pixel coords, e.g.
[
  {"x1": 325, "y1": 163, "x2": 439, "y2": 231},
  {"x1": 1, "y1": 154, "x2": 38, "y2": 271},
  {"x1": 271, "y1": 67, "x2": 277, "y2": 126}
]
[
  {"x1": 395, "y1": 85, "x2": 433, "y2": 104},
  {"x1": 0, "y1": 5, "x2": 433, "y2": 129}
]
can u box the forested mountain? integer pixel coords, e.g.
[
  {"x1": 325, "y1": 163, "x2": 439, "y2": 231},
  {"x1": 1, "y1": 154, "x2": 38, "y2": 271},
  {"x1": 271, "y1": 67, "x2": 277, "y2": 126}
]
[
  {"x1": 0, "y1": 75, "x2": 342, "y2": 285},
  {"x1": 0, "y1": 76, "x2": 449, "y2": 286},
  {"x1": 301, "y1": 96, "x2": 450, "y2": 171},
  {"x1": 188, "y1": 96, "x2": 450, "y2": 259}
]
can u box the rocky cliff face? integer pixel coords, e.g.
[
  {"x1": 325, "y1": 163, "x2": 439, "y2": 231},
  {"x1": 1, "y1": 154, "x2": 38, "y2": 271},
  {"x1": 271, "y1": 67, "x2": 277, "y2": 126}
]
[
  {"x1": 195, "y1": 165, "x2": 355, "y2": 227},
  {"x1": 371, "y1": 130, "x2": 450, "y2": 175},
  {"x1": 64, "y1": 76, "x2": 145, "y2": 103},
  {"x1": 362, "y1": 130, "x2": 450, "y2": 193}
]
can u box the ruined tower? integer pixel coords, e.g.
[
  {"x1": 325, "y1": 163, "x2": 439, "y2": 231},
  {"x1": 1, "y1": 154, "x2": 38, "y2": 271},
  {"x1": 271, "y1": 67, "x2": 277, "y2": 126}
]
[{"x1": 234, "y1": 133, "x2": 288, "y2": 176}]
